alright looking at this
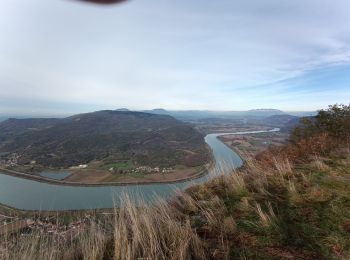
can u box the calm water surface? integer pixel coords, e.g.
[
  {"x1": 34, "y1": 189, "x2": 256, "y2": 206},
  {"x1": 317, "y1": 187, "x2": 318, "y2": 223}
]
[
  {"x1": 39, "y1": 170, "x2": 71, "y2": 180},
  {"x1": 0, "y1": 129, "x2": 278, "y2": 211}
]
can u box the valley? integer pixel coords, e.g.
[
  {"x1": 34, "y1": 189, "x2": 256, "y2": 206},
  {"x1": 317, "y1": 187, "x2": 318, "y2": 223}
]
[
  {"x1": 0, "y1": 109, "x2": 300, "y2": 185},
  {"x1": 219, "y1": 131, "x2": 289, "y2": 158},
  {"x1": 0, "y1": 110, "x2": 210, "y2": 184},
  {"x1": 1, "y1": 105, "x2": 349, "y2": 259}
]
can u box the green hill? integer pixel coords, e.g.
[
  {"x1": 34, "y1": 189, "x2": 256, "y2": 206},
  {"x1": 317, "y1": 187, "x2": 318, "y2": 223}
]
[{"x1": 0, "y1": 110, "x2": 209, "y2": 168}]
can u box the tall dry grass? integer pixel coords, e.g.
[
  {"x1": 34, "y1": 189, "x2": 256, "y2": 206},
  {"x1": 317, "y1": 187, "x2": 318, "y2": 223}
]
[{"x1": 113, "y1": 195, "x2": 206, "y2": 260}]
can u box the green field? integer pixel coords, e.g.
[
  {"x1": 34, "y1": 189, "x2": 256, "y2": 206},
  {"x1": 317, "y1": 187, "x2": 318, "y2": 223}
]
[{"x1": 101, "y1": 161, "x2": 135, "y2": 172}]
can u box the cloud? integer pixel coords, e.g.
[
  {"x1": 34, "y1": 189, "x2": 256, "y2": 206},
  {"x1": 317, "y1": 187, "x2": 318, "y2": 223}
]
[{"x1": 0, "y1": 0, "x2": 350, "y2": 113}]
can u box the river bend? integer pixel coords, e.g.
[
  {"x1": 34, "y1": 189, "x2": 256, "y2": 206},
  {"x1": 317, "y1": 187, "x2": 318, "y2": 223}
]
[{"x1": 0, "y1": 129, "x2": 278, "y2": 211}]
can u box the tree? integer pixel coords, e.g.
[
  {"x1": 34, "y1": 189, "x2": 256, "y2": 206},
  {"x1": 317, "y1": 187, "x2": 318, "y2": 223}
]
[{"x1": 291, "y1": 104, "x2": 350, "y2": 142}]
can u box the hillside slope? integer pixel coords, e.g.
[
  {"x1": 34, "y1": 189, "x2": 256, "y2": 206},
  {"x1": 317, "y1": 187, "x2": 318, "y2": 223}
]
[{"x1": 0, "y1": 110, "x2": 209, "y2": 168}]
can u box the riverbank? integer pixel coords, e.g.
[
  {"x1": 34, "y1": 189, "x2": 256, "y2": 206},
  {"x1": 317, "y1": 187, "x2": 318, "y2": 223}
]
[
  {"x1": 0, "y1": 163, "x2": 211, "y2": 187},
  {"x1": 0, "y1": 142, "x2": 215, "y2": 187}
]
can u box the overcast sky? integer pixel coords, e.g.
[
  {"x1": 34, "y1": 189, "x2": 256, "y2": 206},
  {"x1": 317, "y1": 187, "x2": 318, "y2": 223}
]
[{"x1": 0, "y1": 0, "x2": 350, "y2": 115}]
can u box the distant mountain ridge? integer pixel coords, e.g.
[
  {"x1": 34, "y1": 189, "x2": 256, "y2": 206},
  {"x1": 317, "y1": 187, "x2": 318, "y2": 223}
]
[
  {"x1": 262, "y1": 114, "x2": 299, "y2": 127},
  {"x1": 246, "y1": 109, "x2": 285, "y2": 116},
  {"x1": 114, "y1": 108, "x2": 129, "y2": 112},
  {"x1": 144, "y1": 108, "x2": 170, "y2": 115},
  {"x1": 0, "y1": 109, "x2": 316, "y2": 122},
  {"x1": 0, "y1": 110, "x2": 209, "y2": 168},
  {"x1": 143, "y1": 108, "x2": 290, "y2": 120}
]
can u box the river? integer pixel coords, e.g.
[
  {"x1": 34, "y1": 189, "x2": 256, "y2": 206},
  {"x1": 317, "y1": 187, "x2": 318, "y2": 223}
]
[{"x1": 0, "y1": 128, "x2": 279, "y2": 211}]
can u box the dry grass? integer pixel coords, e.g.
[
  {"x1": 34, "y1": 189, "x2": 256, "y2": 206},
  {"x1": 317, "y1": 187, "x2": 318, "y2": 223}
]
[
  {"x1": 255, "y1": 202, "x2": 277, "y2": 228},
  {"x1": 310, "y1": 156, "x2": 330, "y2": 171},
  {"x1": 113, "y1": 195, "x2": 205, "y2": 260}
]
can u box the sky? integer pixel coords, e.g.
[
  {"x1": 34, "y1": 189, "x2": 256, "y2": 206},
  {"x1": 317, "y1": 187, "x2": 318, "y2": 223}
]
[{"x1": 0, "y1": 0, "x2": 350, "y2": 115}]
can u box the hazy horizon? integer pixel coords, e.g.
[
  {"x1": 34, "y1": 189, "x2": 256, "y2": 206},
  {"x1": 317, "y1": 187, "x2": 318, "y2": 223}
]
[
  {"x1": 0, "y1": 107, "x2": 317, "y2": 119},
  {"x1": 1, "y1": 0, "x2": 350, "y2": 114}
]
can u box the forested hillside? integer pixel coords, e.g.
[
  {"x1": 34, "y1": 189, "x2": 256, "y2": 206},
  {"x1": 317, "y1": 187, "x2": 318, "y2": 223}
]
[{"x1": 0, "y1": 110, "x2": 209, "y2": 168}]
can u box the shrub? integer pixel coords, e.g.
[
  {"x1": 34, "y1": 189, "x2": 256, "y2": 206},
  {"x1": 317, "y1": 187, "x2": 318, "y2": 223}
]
[{"x1": 291, "y1": 104, "x2": 350, "y2": 142}]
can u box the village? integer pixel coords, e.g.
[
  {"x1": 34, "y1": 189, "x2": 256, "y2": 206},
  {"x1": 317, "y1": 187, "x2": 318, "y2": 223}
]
[
  {"x1": 0, "y1": 213, "x2": 88, "y2": 240},
  {"x1": 130, "y1": 166, "x2": 174, "y2": 174},
  {"x1": 0, "y1": 153, "x2": 20, "y2": 168},
  {"x1": 107, "y1": 164, "x2": 174, "y2": 175}
]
